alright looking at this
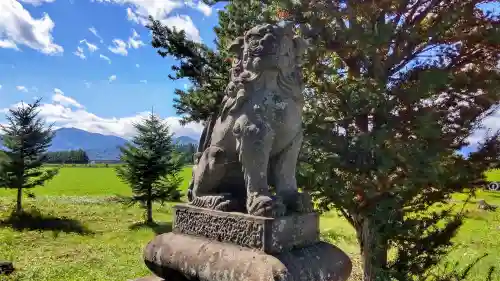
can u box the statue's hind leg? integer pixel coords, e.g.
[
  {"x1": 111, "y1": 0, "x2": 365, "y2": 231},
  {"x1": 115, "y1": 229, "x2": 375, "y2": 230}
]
[{"x1": 270, "y1": 131, "x2": 313, "y2": 213}]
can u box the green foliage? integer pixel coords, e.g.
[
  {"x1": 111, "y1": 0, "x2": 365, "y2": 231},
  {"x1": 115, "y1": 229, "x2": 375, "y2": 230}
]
[
  {"x1": 287, "y1": 1, "x2": 500, "y2": 280},
  {"x1": 175, "y1": 143, "x2": 197, "y2": 165},
  {"x1": 45, "y1": 149, "x2": 89, "y2": 164},
  {"x1": 148, "y1": 0, "x2": 500, "y2": 280},
  {"x1": 147, "y1": 16, "x2": 229, "y2": 125},
  {"x1": 0, "y1": 99, "x2": 59, "y2": 213},
  {"x1": 115, "y1": 113, "x2": 183, "y2": 223}
]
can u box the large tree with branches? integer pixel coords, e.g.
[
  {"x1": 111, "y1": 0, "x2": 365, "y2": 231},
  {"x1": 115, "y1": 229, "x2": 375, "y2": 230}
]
[
  {"x1": 282, "y1": 1, "x2": 500, "y2": 280},
  {"x1": 149, "y1": 1, "x2": 500, "y2": 280}
]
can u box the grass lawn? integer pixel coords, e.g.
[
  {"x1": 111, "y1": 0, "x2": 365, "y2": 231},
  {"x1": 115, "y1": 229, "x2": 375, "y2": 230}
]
[
  {"x1": 0, "y1": 166, "x2": 193, "y2": 197},
  {"x1": 0, "y1": 167, "x2": 499, "y2": 281}
]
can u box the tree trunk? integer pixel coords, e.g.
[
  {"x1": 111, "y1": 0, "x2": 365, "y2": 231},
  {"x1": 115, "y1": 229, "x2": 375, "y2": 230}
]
[
  {"x1": 16, "y1": 186, "x2": 22, "y2": 214},
  {"x1": 356, "y1": 216, "x2": 388, "y2": 281},
  {"x1": 146, "y1": 188, "x2": 153, "y2": 224}
]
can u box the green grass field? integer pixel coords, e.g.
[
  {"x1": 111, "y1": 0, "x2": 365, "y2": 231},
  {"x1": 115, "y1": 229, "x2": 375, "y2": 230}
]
[{"x1": 0, "y1": 166, "x2": 499, "y2": 281}]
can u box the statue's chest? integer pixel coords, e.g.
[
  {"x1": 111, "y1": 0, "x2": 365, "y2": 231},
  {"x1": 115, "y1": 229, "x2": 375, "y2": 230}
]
[{"x1": 251, "y1": 90, "x2": 301, "y2": 127}]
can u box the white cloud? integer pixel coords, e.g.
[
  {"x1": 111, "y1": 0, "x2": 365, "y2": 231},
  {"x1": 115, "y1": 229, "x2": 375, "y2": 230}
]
[
  {"x1": 0, "y1": 40, "x2": 19, "y2": 50},
  {"x1": 99, "y1": 54, "x2": 111, "y2": 64},
  {"x1": 1, "y1": 98, "x2": 204, "y2": 139},
  {"x1": 92, "y1": 0, "x2": 202, "y2": 42},
  {"x1": 16, "y1": 85, "x2": 28, "y2": 92},
  {"x1": 74, "y1": 46, "x2": 86, "y2": 59},
  {"x1": 93, "y1": 0, "x2": 183, "y2": 25},
  {"x1": 0, "y1": 85, "x2": 2, "y2": 90},
  {"x1": 79, "y1": 39, "x2": 98, "y2": 52},
  {"x1": 88, "y1": 27, "x2": 104, "y2": 43},
  {"x1": 52, "y1": 88, "x2": 83, "y2": 108},
  {"x1": 108, "y1": 75, "x2": 116, "y2": 82},
  {"x1": 106, "y1": 30, "x2": 143, "y2": 56},
  {"x1": 0, "y1": 0, "x2": 63, "y2": 54},
  {"x1": 140, "y1": 79, "x2": 147, "y2": 84},
  {"x1": 136, "y1": 64, "x2": 140, "y2": 68},
  {"x1": 186, "y1": 0, "x2": 212, "y2": 16},
  {"x1": 84, "y1": 81, "x2": 91, "y2": 88},
  {"x1": 162, "y1": 15, "x2": 201, "y2": 42},
  {"x1": 127, "y1": 29, "x2": 144, "y2": 49},
  {"x1": 108, "y1": 39, "x2": 128, "y2": 56},
  {"x1": 126, "y1": 7, "x2": 140, "y2": 24},
  {"x1": 467, "y1": 107, "x2": 500, "y2": 145},
  {"x1": 19, "y1": 0, "x2": 55, "y2": 6}
]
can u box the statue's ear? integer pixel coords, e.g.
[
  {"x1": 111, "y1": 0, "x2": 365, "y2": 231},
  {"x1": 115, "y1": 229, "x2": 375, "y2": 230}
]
[{"x1": 228, "y1": 36, "x2": 244, "y2": 56}]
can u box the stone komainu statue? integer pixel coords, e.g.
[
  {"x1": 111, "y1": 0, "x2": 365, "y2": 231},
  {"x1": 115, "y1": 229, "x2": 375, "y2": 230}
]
[{"x1": 187, "y1": 22, "x2": 311, "y2": 217}]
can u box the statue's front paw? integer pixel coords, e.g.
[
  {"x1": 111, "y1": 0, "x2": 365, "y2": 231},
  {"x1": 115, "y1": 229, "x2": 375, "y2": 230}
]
[{"x1": 247, "y1": 195, "x2": 286, "y2": 217}]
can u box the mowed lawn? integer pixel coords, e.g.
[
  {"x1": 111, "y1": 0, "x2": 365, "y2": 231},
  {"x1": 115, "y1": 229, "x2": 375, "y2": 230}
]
[
  {"x1": 0, "y1": 167, "x2": 499, "y2": 281},
  {"x1": 0, "y1": 165, "x2": 193, "y2": 197}
]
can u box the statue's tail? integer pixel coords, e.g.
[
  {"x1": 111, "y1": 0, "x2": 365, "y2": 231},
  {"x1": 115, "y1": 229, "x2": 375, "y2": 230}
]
[{"x1": 187, "y1": 114, "x2": 217, "y2": 202}]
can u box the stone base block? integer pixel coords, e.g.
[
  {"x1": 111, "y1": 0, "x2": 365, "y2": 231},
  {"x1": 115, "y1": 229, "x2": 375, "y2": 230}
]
[
  {"x1": 173, "y1": 204, "x2": 319, "y2": 254},
  {"x1": 144, "y1": 232, "x2": 352, "y2": 281}
]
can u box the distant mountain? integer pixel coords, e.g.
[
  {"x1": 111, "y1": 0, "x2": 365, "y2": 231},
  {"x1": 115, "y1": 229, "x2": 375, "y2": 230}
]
[
  {"x1": 46, "y1": 128, "x2": 198, "y2": 161},
  {"x1": 175, "y1": 136, "x2": 198, "y2": 146},
  {"x1": 0, "y1": 127, "x2": 479, "y2": 160},
  {"x1": 50, "y1": 128, "x2": 128, "y2": 152}
]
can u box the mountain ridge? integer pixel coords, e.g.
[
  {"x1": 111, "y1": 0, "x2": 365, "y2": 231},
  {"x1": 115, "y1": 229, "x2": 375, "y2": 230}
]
[
  {"x1": 0, "y1": 128, "x2": 478, "y2": 160},
  {"x1": 1, "y1": 127, "x2": 198, "y2": 161}
]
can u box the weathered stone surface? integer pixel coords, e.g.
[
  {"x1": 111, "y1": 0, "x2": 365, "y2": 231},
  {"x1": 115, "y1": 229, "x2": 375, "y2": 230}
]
[
  {"x1": 0, "y1": 261, "x2": 14, "y2": 275},
  {"x1": 144, "y1": 232, "x2": 352, "y2": 281},
  {"x1": 173, "y1": 204, "x2": 319, "y2": 254},
  {"x1": 187, "y1": 22, "x2": 311, "y2": 218}
]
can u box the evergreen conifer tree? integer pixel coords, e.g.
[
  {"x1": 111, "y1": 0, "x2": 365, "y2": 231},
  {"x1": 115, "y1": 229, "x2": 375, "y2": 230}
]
[
  {"x1": 116, "y1": 113, "x2": 183, "y2": 224},
  {"x1": 0, "y1": 99, "x2": 59, "y2": 213}
]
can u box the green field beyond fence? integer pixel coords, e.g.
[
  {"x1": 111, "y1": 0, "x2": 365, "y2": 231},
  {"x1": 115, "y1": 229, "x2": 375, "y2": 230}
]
[{"x1": 0, "y1": 167, "x2": 499, "y2": 281}]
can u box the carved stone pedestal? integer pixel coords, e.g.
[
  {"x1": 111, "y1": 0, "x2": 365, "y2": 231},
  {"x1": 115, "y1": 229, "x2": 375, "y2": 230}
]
[{"x1": 135, "y1": 204, "x2": 352, "y2": 281}]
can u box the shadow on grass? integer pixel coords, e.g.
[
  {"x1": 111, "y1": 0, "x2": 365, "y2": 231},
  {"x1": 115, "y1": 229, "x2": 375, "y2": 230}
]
[
  {"x1": 129, "y1": 221, "x2": 172, "y2": 235},
  {"x1": 0, "y1": 208, "x2": 94, "y2": 236}
]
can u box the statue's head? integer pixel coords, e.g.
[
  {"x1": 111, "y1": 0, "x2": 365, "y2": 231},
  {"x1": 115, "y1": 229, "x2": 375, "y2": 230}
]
[{"x1": 228, "y1": 22, "x2": 308, "y2": 75}]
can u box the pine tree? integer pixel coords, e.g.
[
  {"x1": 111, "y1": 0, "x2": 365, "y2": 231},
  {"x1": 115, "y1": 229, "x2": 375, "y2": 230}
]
[
  {"x1": 280, "y1": 1, "x2": 500, "y2": 280},
  {"x1": 0, "y1": 99, "x2": 59, "y2": 213},
  {"x1": 116, "y1": 113, "x2": 183, "y2": 224},
  {"x1": 148, "y1": 0, "x2": 500, "y2": 280}
]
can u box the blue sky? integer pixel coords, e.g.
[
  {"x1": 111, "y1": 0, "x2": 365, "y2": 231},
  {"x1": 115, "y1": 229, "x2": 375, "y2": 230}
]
[
  {"x1": 0, "y1": 0, "x2": 499, "y2": 144},
  {"x1": 0, "y1": 0, "x2": 225, "y2": 139}
]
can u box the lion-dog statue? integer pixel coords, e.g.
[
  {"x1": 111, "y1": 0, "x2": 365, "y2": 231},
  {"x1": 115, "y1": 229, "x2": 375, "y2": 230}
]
[{"x1": 187, "y1": 22, "x2": 312, "y2": 217}]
